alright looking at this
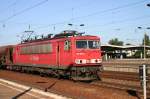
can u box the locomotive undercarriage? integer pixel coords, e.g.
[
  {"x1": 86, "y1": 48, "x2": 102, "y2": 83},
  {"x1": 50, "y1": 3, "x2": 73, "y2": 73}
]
[
  {"x1": 70, "y1": 66, "x2": 101, "y2": 81},
  {"x1": 3, "y1": 65, "x2": 102, "y2": 81}
]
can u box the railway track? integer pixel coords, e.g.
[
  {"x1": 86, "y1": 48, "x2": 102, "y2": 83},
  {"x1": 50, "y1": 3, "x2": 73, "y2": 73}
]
[
  {"x1": 101, "y1": 59, "x2": 150, "y2": 94},
  {"x1": 1, "y1": 59, "x2": 150, "y2": 98},
  {"x1": 95, "y1": 71, "x2": 150, "y2": 97},
  {"x1": 102, "y1": 59, "x2": 150, "y2": 73},
  {"x1": 0, "y1": 70, "x2": 142, "y2": 99},
  {"x1": 100, "y1": 71, "x2": 140, "y2": 81}
]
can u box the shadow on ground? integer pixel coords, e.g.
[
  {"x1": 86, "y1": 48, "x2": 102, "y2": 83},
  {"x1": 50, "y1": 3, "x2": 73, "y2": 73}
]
[{"x1": 12, "y1": 87, "x2": 32, "y2": 99}]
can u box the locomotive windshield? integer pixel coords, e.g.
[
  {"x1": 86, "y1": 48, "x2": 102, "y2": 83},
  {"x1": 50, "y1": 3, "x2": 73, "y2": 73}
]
[{"x1": 76, "y1": 40, "x2": 100, "y2": 49}]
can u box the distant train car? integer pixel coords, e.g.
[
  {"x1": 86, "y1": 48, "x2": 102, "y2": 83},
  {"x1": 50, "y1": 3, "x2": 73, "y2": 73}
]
[
  {"x1": 1, "y1": 30, "x2": 102, "y2": 81},
  {"x1": 0, "y1": 45, "x2": 13, "y2": 66}
]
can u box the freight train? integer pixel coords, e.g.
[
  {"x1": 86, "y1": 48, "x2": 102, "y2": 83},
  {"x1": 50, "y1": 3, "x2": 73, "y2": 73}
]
[{"x1": 0, "y1": 30, "x2": 102, "y2": 81}]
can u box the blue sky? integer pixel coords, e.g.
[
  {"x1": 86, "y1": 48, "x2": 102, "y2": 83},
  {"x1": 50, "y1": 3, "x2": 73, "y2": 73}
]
[{"x1": 0, "y1": 0, "x2": 150, "y2": 45}]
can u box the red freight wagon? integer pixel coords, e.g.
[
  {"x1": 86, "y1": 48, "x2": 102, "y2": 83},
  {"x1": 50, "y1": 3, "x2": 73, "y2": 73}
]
[
  {"x1": 0, "y1": 45, "x2": 13, "y2": 65},
  {"x1": 1, "y1": 30, "x2": 102, "y2": 80}
]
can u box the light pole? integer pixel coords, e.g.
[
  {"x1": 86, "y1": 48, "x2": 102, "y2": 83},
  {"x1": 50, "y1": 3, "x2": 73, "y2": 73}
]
[{"x1": 137, "y1": 27, "x2": 150, "y2": 59}]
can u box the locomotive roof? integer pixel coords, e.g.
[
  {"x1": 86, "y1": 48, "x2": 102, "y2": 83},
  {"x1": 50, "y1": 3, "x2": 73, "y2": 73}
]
[{"x1": 19, "y1": 30, "x2": 99, "y2": 45}]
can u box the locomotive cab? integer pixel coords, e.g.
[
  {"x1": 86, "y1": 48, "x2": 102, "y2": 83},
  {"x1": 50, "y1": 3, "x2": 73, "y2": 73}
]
[
  {"x1": 70, "y1": 36, "x2": 102, "y2": 80},
  {"x1": 54, "y1": 30, "x2": 102, "y2": 80},
  {"x1": 75, "y1": 39, "x2": 101, "y2": 64}
]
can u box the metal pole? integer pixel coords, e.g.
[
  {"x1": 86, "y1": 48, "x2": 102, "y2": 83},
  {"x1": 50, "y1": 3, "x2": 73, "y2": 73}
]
[
  {"x1": 143, "y1": 64, "x2": 147, "y2": 99},
  {"x1": 144, "y1": 32, "x2": 146, "y2": 60}
]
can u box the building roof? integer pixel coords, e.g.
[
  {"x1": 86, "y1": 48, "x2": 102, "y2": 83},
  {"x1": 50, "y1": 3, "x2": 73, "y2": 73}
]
[{"x1": 101, "y1": 44, "x2": 150, "y2": 51}]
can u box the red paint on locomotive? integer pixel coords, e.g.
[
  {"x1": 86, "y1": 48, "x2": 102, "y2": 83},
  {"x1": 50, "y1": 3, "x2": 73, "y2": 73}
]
[{"x1": 0, "y1": 30, "x2": 102, "y2": 80}]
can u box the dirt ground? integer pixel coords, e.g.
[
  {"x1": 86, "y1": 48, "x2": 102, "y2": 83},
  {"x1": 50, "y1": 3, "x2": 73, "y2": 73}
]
[{"x1": 0, "y1": 70, "x2": 146, "y2": 99}]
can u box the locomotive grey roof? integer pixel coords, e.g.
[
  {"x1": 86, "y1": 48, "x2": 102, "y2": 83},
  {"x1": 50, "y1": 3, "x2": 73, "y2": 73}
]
[{"x1": 54, "y1": 30, "x2": 84, "y2": 38}]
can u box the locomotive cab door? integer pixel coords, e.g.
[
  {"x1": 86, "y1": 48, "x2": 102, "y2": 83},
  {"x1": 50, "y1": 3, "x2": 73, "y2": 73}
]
[
  {"x1": 56, "y1": 40, "x2": 71, "y2": 68},
  {"x1": 56, "y1": 42, "x2": 60, "y2": 67}
]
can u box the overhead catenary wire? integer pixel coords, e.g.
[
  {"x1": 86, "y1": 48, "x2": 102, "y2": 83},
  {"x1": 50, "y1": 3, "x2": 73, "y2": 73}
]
[
  {"x1": 7, "y1": 0, "x2": 18, "y2": 8},
  {"x1": 55, "y1": 0, "x2": 96, "y2": 14},
  {"x1": 0, "y1": 0, "x2": 48, "y2": 23},
  {"x1": 0, "y1": 0, "x2": 18, "y2": 13},
  {"x1": 1, "y1": 0, "x2": 95, "y2": 28},
  {"x1": 71, "y1": 0, "x2": 149, "y2": 20},
  {"x1": 84, "y1": 14, "x2": 150, "y2": 30},
  {"x1": 40, "y1": 14, "x2": 150, "y2": 34},
  {"x1": 30, "y1": 0, "x2": 149, "y2": 31},
  {"x1": 1, "y1": 0, "x2": 148, "y2": 32},
  {"x1": 1, "y1": 0, "x2": 148, "y2": 30}
]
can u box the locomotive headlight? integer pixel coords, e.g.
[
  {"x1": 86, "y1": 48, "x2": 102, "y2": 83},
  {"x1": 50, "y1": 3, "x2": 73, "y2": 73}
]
[
  {"x1": 75, "y1": 59, "x2": 86, "y2": 64},
  {"x1": 90, "y1": 59, "x2": 102, "y2": 63},
  {"x1": 90, "y1": 59, "x2": 96, "y2": 63},
  {"x1": 97, "y1": 59, "x2": 102, "y2": 63},
  {"x1": 75, "y1": 59, "x2": 102, "y2": 64}
]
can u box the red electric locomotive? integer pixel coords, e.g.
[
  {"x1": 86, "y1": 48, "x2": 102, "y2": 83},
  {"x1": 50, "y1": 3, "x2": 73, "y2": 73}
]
[{"x1": 0, "y1": 30, "x2": 102, "y2": 81}]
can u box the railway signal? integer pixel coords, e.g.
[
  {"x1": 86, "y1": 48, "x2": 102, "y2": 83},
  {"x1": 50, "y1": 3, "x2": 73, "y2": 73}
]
[{"x1": 139, "y1": 65, "x2": 148, "y2": 99}]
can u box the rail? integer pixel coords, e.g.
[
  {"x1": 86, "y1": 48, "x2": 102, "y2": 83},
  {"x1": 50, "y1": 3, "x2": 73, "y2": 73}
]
[{"x1": 103, "y1": 65, "x2": 150, "y2": 73}]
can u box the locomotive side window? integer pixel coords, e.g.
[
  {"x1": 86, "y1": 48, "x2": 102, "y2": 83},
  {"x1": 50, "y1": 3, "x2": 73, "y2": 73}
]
[
  {"x1": 21, "y1": 47, "x2": 25, "y2": 54},
  {"x1": 45, "y1": 44, "x2": 52, "y2": 52},
  {"x1": 20, "y1": 43, "x2": 52, "y2": 54},
  {"x1": 28, "y1": 46, "x2": 32, "y2": 53},
  {"x1": 32, "y1": 45, "x2": 36, "y2": 53},
  {"x1": 41, "y1": 44, "x2": 45, "y2": 52},
  {"x1": 64, "y1": 40, "x2": 71, "y2": 50}
]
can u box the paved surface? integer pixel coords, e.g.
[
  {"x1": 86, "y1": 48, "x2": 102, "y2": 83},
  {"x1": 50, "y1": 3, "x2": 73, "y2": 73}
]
[
  {"x1": 0, "y1": 77, "x2": 68, "y2": 99},
  {"x1": 0, "y1": 82, "x2": 52, "y2": 99}
]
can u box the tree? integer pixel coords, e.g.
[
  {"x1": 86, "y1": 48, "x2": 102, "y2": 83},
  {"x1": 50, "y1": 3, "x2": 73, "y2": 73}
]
[
  {"x1": 142, "y1": 34, "x2": 150, "y2": 46},
  {"x1": 108, "y1": 38, "x2": 124, "y2": 46}
]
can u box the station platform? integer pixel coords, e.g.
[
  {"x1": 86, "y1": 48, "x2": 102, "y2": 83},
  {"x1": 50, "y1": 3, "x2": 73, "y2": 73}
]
[{"x1": 0, "y1": 78, "x2": 68, "y2": 99}]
